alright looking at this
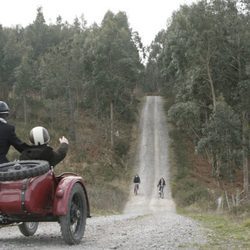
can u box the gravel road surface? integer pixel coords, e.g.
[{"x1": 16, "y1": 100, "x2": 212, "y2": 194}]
[{"x1": 0, "y1": 96, "x2": 207, "y2": 249}]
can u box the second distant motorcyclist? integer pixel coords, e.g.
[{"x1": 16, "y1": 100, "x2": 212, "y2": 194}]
[
  {"x1": 157, "y1": 177, "x2": 166, "y2": 198},
  {"x1": 133, "y1": 174, "x2": 141, "y2": 195}
]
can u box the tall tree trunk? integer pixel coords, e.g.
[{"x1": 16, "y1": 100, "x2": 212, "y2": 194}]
[
  {"x1": 68, "y1": 86, "x2": 76, "y2": 141},
  {"x1": 23, "y1": 95, "x2": 27, "y2": 125},
  {"x1": 242, "y1": 111, "x2": 249, "y2": 198},
  {"x1": 206, "y1": 53, "x2": 216, "y2": 112},
  {"x1": 236, "y1": 33, "x2": 249, "y2": 198},
  {"x1": 110, "y1": 100, "x2": 114, "y2": 149}
]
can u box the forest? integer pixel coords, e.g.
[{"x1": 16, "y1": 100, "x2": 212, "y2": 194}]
[
  {"x1": 0, "y1": 9, "x2": 144, "y2": 159},
  {"x1": 0, "y1": 0, "x2": 249, "y2": 209},
  {"x1": 146, "y1": 0, "x2": 250, "y2": 200}
]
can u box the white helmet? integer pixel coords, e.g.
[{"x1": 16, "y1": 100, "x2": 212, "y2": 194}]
[{"x1": 29, "y1": 126, "x2": 50, "y2": 145}]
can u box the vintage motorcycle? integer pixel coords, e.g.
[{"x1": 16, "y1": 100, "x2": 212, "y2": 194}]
[{"x1": 0, "y1": 160, "x2": 90, "y2": 245}]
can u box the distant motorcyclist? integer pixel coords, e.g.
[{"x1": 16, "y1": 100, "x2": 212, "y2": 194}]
[
  {"x1": 133, "y1": 174, "x2": 141, "y2": 195},
  {"x1": 157, "y1": 177, "x2": 166, "y2": 198},
  {"x1": 20, "y1": 126, "x2": 69, "y2": 168},
  {"x1": 0, "y1": 101, "x2": 29, "y2": 164}
]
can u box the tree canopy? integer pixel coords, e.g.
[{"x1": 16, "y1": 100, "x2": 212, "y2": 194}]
[
  {"x1": 146, "y1": 0, "x2": 250, "y2": 192},
  {"x1": 0, "y1": 7, "x2": 144, "y2": 129}
]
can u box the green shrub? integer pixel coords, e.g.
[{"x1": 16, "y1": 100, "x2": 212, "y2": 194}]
[
  {"x1": 172, "y1": 178, "x2": 209, "y2": 207},
  {"x1": 114, "y1": 139, "x2": 129, "y2": 158},
  {"x1": 243, "y1": 219, "x2": 250, "y2": 228},
  {"x1": 87, "y1": 183, "x2": 128, "y2": 215}
]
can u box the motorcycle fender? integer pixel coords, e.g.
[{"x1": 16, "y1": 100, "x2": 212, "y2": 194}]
[{"x1": 53, "y1": 176, "x2": 84, "y2": 216}]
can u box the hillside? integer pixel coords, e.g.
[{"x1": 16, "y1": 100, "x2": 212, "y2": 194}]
[
  {"x1": 0, "y1": 95, "x2": 208, "y2": 250},
  {"x1": 168, "y1": 115, "x2": 245, "y2": 211}
]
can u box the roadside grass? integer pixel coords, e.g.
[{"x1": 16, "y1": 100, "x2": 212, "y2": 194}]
[
  {"x1": 168, "y1": 126, "x2": 250, "y2": 249},
  {"x1": 9, "y1": 104, "x2": 137, "y2": 215},
  {"x1": 87, "y1": 180, "x2": 129, "y2": 216},
  {"x1": 164, "y1": 97, "x2": 250, "y2": 249},
  {"x1": 179, "y1": 209, "x2": 250, "y2": 249}
]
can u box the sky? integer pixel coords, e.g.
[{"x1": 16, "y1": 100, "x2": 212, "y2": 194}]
[{"x1": 0, "y1": 0, "x2": 196, "y2": 46}]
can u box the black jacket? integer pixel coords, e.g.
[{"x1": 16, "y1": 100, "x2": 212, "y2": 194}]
[
  {"x1": 157, "y1": 178, "x2": 166, "y2": 187},
  {"x1": 0, "y1": 121, "x2": 28, "y2": 164},
  {"x1": 133, "y1": 175, "x2": 141, "y2": 183},
  {"x1": 19, "y1": 143, "x2": 68, "y2": 167}
]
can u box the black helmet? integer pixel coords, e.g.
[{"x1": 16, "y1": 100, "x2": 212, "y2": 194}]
[
  {"x1": 0, "y1": 101, "x2": 9, "y2": 114},
  {"x1": 29, "y1": 126, "x2": 50, "y2": 145}
]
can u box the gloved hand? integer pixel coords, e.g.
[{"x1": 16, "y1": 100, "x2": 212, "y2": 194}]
[{"x1": 59, "y1": 136, "x2": 69, "y2": 144}]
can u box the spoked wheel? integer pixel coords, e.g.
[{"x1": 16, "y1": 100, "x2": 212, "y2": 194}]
[
  {"x1": 0, "y1": 160, "x2": 50, "y2": 181},
  {"x1": 158, "y1": 187, "x2": 164, "y2": 199},
  {"x1": 59, "y1": 183, "x2": 87, "y2": 245},
  {"x1": 18, "y1": 222, "x2": 39, "y2": 236}
]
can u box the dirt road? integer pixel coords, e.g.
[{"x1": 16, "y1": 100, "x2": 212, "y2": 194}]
[
  {"x1": 0, "y1": 96, "x2": 207, "y2": 249},
  {"x1": 124, "y1": 96, "x2": 175, "y2": 215}
]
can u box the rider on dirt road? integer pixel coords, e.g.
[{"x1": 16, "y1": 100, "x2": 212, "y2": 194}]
[
  {"x1": 133, "y1": 174, "x2": 141, "y2": 194},
  {"x1": 157, "y1": 177, "x2": 166, "y2": 198}
]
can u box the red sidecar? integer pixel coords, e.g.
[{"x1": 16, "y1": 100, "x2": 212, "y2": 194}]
[{"x1": 0, "y1": 160, "x2": 90, "y2": 245}]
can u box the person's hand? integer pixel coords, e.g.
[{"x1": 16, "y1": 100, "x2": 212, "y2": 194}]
[{"x1": 59, "y1": 136, "x2": 69, "y2": 144}]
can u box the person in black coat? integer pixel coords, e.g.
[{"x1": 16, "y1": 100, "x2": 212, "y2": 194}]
[
  {"x1": 157, "y1": 177, "x2": 166, "y2": 194},
  {"x1": 133, "y1": 174, "x2": 141, "y2": 184},
  {"x1": 19, "y1": 126, "x2": 69, "y2": 168},
  {"x1": 0, "y1": 101, "x2": 29, "y2": 164},
  {"x1": 133, "y1": 174, "x2": 141, "y2": 194}
]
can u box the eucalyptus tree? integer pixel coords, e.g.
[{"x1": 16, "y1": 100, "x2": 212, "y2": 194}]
[
  {"x1": 0, "y1": 25, "x2": 9, "y2": 99},
  {"x1": 145, "y1": 30, "x2": 166, "y2": 93},
  {"x1": 95, "y1": 11, "x2": 141, "y2": 115},
  {"x1": 149, "y1": 0, "x2": 250, "y2": 193},
  {"x1": 82, "y1": 11, "x2": 143, "y2": 147},
  {"x1": 14, "y1": 45, "x2": 39, "y2": 122},
  {"x1": 231, "y1": 1, "x2": 250, "y2": 195},
  {"x1": 197, "y1": 101, "x2": 241, "y2": 179},
  {"x1": 168, "y1": 101, "x2": 201, "y2": 140},
  {"x1": 0, "y1": 26, "x2": 26, "y2": 99},
  {"x1": 23, "y1": 7, "x2": 50, "y2": 58},
  {"x1": 208, "y1": 0, "x2": 250, "y2": 191},
  {"x1": 24, "y1": 7, "x2": 71, "y2": 59},
  {"x1": 160, "y1": 1, "x2": 218, "y2": 141},
  {"x1": 39, "y1": 46, "x2": 72, "y2": 133},
  {"x1": 238, "y1": 80, "x2": 250, "y2": 194},
  {"x1": 39, "y1": 33, "x2": 86, "y2": 140}
]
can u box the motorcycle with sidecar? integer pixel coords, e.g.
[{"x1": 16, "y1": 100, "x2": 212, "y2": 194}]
[{"x1": 0, "y1": 160, "x2": 90, "y2": 245}]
